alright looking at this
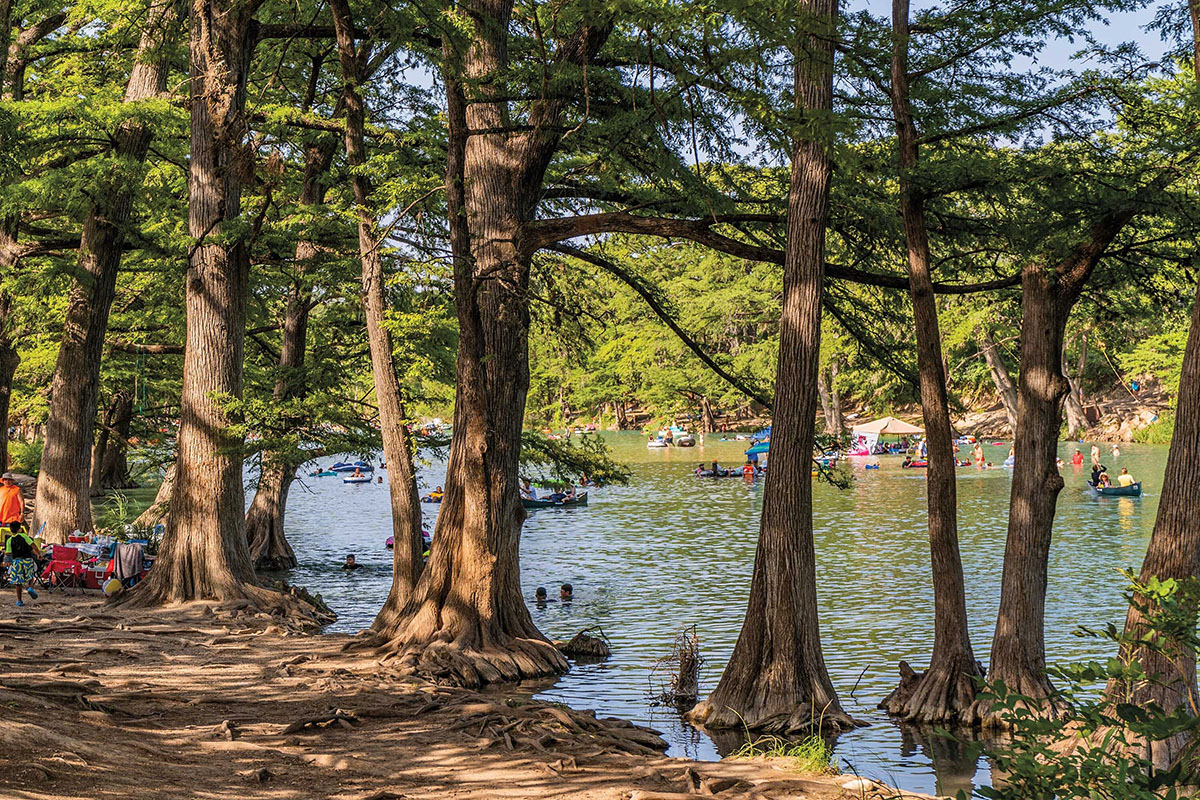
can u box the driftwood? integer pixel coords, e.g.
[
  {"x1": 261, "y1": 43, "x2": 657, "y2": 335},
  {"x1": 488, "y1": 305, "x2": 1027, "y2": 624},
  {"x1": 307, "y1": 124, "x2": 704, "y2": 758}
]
[
  {"x1": 280, "y1": 708, "x2": 360, "y2": 734},
  {"x1": 557, "y1": 627, "x2": 612, "y2": 660}
]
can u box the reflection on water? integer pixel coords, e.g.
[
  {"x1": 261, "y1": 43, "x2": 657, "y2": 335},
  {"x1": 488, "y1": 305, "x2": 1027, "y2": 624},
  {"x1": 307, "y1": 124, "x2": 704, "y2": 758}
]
[{"x1": 265, "y1": 434, "x2": 1164, "y2": 797}]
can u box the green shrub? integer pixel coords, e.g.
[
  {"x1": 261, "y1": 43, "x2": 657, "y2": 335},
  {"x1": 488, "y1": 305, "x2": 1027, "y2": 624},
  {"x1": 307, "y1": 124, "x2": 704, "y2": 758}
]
[
  {"x1": 734, "y1": 734, "x2": 834, "y2": 774},
  {"x1": 7, "y1": 439, "x2": 43, "y2": 475},
  {"x1": 1132, "y1": 412, "x2": 1174, "y2": 444}
]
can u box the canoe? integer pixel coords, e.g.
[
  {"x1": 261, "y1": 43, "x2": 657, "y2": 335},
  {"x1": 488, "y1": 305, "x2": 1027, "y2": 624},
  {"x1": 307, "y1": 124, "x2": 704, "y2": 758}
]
[
  {"x1": 1089, "y1": 481, "x2": 1143, "y2": 497},
  {"x1": 523, "y1": 491, "x2": 588, "y2": 509},
  {"x1": 343, "y1": 475, "x2": 373, "y2": 484}
]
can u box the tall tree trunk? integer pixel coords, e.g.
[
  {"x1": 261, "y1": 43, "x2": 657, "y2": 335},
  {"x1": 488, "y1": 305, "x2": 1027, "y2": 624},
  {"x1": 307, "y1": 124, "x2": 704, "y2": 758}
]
[
  {"x1": 120, "y1": 0, "x2": 277, "y2": 607},
  {"x1": 1099, "y1": 13, "x2": 1200, "y2": 771},
  {"x1": 366, "y1": 11, "x2": 610, "y2": 684},
  {"x1": 828, "y1": 355, "x2": 843, "y2": 433},
  {"x1": 34, "y1": 0, "x2": 178, "y2": 542},
  {"x1": 615, "y1": 400, "x2": 629, "y2": 430},
  {"x1": 686, "y1": 0, "x2": 853, "y2": 734},
  {"x1": 880, "y1": 0, "x2": 982, "y2": 723},
  {"x1": 1063, "y1": 334, "x2": 1088, "y2": 438},
  {"x1": 978, "y1": 327, "x2": 1018, "y2": 435},
  {"x1": 0, "y1": 290, "x2": 18, "y2": 474},
  {"x1": 244, "y1": 135, "x2": 336, "y2": 570},
  {"x1": 91, "y1": 390, "x2": 135, "y2": 494},
  {"x1": 816, "y1": 369, "x2": 835, "y2": 432},
  {"x1": 699, "y1": 395, "x2": 718, "y2": 433},
  {"x1": 328, "y1": 0, "x2": 425, "y2": 617},
  {"x1": 974, "y1": 210, "x2": 1137, "y2": 724}
]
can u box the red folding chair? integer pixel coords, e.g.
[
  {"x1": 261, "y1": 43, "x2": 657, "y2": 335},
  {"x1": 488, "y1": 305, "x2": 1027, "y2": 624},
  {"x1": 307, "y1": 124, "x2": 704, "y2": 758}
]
[{"x1": 41, "y1": 545, "x2": 87, "y2": 592}]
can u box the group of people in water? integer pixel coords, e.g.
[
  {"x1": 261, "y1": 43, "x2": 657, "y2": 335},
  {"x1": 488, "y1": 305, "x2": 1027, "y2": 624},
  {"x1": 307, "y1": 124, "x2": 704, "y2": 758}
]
[
  {"x1": 520, "y1": 480, "x2": 580, "y2": 502},
  {"x1": 533, "y1": 584, "x2": 574, "y2": 606},
  {"x1": 694, "y1": 460, "x2": 762, "y2": 478}
]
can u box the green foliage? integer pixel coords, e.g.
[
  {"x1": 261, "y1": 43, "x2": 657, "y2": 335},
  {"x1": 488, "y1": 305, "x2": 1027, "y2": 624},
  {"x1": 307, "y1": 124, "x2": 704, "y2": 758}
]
[
  {"x1": 519, "y1": 433, "x2": 631, "y2": 488},
  {"x1": 970, "y1": 573, "x2": 1200, "y2": 800},
  {"x1": 7, "y1": 439, "x2": 43, "y2": 475},
  {"x1": 1133, "y1": 412, "x2": 1176, "y2": 444}
]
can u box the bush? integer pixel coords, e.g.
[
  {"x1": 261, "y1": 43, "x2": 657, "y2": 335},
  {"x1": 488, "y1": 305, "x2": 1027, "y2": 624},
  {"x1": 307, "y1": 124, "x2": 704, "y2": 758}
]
[
  {"x1": 7, "y1": 439, "x2": 43, "y2": 475},
  {"x1": 970, "y1": 573, "x2": 1200, "y2": 800},
  {"x1": 1132, "y1": 411, "x2": 1174, "y2": 444}
]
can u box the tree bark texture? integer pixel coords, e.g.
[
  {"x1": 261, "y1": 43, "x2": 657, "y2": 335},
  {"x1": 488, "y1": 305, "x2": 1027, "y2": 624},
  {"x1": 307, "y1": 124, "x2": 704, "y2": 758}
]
[
  {"x1": 244, "y1": 135, "x2": 336, "y2": 570},
  {"x1": 977, "y1": 208, "x2": 1137, "y2": 725},
  {"x1": 828, "y1": 355, "x2": 843, "y2": 433},
  {"x1": 34, "y1": 0, "x2": 179, "y2": 542},
  {"x1": 328, "y1": 0, "x2": 425, "y2": 615},
  {"x1": 366, "y1": 11, "x2": 609, "y2": 686},
  {"x1": 120, "y1": 0, "x2": 268, "y2": 605},
  {"x1": 686, "y1": 0, "x2": 853, "y2": 735},
  {"x1": 699, "y1": 395, "x2": 718, "y2": 434},
  {"x1": 0, "y1": 290, "x2": 18, "y2": 474},
  {"x1": 979, "y1": 327, "x2": 1018, "y2": 435},
  {"x1": 880, "y1": 0, "x2": 983, "y2": 724}
]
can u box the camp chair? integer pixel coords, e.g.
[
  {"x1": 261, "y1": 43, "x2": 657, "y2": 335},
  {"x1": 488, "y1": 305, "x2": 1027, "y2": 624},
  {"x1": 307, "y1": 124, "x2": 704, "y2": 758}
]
[{"x1": 41, "y1": 545, "x2": 86, "y2": 592}]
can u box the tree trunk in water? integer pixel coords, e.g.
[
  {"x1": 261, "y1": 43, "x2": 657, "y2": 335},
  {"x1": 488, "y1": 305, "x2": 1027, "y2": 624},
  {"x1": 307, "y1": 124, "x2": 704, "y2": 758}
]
[
  {"x1": 244, "y1": 135, "x2": 336, "y2": 570},
  {"x1": 975, "y1": 208, "x2": 1138, "y2": 724},
  {"x1": 366, "y1": 12, "x2": 609, "y2": 684},
  {"x1": 0, "y1": 290, "x2": 18, "y2": 474},
  {"x1": 615, "y1": 401, "x2": 629, "y2": 430},
  {"x1": 135, "y1": 462, "x2": 175, "y2": 528},
  {"x1": 327, "y1": 0, "x2": 425, "y2": 617},
  {"x1": 1063, "y1": 335, "x2": 1088, "y2": 439},
  {"x1": 699, "y1": 395, "x2": 718, "y2": 433},
  {"x1": 880, "y1": 3, "x2": 982, "y2": 723},
  {"x1": 687, "y1": 0, "x2": 853, "y2": 734},
  {"x1": 1101, "y1": 276, "x2": 1200, "y2": 770},
  {"x1": 34, "y1": 0, "x2": 178, "y2": 542},
  {"x1": 979, "y1": 327, "x2": 1018, "y2": 436},
  {"x1": 120, "y1": 0, "x2": 277, "y2": 608}
]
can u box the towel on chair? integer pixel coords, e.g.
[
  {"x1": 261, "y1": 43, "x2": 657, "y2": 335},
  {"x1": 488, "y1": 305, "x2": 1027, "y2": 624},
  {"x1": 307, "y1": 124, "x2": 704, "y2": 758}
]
[{"x1": 113, "y1": 542, "x2": 145, "y2": 582}]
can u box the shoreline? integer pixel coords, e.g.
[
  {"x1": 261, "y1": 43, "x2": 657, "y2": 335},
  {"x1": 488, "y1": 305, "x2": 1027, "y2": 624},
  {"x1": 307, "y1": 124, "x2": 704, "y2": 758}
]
[{"x1": 0, "y1": 594, "x2": 937, "y2": 799}]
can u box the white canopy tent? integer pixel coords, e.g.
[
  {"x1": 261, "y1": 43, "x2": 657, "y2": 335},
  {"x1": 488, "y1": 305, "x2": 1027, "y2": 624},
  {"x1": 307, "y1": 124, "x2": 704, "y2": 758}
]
[{"x1": 850, "y1": 416, "x2": 924, "y2": 454}]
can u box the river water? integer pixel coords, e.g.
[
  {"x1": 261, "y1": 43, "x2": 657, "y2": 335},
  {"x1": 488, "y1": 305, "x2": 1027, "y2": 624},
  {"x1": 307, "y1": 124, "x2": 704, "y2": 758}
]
[{"x1": 267, "y1": 433, "x2": 1163, "y2": 797}]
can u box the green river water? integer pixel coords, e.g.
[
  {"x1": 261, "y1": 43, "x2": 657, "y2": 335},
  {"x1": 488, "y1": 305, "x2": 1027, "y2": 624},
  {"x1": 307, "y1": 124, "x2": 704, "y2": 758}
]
[{"x1": 271, "y1": 432, "x2": 1165, "y2": 796}]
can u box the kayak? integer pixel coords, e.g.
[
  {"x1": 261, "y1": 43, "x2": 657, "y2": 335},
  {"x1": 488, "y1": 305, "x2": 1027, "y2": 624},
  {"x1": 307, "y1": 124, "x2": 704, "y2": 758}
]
[
  {"x1": 332, "y1": 461, "x2": 374, "y2": 473},
  {"x1": 1089, "y1": 481, "x2": 1143, "y2": 497},
  {"x1": 343, "y1": 475, "x2": 372, "y2": 484},
  {"x1": 523, "y1": 492, "x2": 588, "y2": 509}
]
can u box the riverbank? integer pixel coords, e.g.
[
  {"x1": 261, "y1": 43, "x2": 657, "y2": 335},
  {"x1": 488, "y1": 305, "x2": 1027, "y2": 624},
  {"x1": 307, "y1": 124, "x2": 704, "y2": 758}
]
[{"x1": 0, "y1": 594, "x2": 935, "y2": 800}]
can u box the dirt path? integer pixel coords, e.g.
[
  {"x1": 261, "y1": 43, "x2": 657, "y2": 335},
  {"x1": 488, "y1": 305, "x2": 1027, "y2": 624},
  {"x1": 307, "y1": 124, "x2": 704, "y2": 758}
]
[{"x1": 0, "y1": 595, "x2": 936, "y2": 800}]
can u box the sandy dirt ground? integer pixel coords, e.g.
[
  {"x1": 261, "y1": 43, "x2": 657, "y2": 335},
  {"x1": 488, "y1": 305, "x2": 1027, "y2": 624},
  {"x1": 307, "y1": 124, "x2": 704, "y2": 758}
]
[{"x1": 0, "y1": 594, "x2": 937, "y2": 800}]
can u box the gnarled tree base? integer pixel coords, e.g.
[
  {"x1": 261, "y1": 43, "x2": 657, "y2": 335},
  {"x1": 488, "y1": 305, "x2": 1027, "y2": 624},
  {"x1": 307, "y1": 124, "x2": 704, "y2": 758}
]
[
  {"x1": 686, "y1": 694, "x2": 859, "y2": 735},
  {"x1": 881, "y1": 657, "x2": 984, "y2": 725},
  {"x1": 247, "y1": 519, "x2": 298, "y2": 571},
  {"x1": 374, "y1": 633, "x2": 568, "y2": 688}
]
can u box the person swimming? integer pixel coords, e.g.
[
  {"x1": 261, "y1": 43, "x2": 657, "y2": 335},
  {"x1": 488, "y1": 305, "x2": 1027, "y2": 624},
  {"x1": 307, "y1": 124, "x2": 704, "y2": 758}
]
[
  {"x1": 560, "y1": 583, "x2": 573, "y2": 602},
  {"x1": 534, "y1": 587, "x2": 548, "y2": 605},
  {"x1": 342, "y1": 554, "x2": 361, "y2": 570}
]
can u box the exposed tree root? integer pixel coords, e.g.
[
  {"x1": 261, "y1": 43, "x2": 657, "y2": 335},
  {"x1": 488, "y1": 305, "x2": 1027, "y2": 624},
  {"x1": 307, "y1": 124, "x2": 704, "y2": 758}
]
[
  {"x1": 376, "y1": 635, "x2": 568, "y2": 688},
  {"x1": 880, "y1": 657, "x2": 984, "y2": 725},
  {"x1": 281, "y1": 708, "x2": 360, "y2": 735},
  {"x1": 687, "y1": 695, "x2": 859, "y2": 736},
  {"x1": 111, "y1": 578, "x2": 334, "y2": 629}
]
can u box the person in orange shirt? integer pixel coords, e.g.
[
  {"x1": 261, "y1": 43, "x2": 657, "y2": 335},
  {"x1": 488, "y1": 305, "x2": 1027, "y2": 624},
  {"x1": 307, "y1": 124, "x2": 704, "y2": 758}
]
[{"x1": 0, "y1": 474, "x2": 24, "y2": 527}]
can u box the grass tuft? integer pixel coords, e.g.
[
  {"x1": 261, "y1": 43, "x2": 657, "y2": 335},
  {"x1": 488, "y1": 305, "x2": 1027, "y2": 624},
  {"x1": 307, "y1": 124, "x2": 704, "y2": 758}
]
[{"x1": 733, "y1": 734, "x2": 834, "y2": 774}]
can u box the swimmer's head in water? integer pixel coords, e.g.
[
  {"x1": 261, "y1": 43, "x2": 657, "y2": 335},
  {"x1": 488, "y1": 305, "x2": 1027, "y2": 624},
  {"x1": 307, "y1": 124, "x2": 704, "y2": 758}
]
[
  {"x1": 535, "y1": 587, "x2": 547, "y2": 600},
  {"x1": 560, "y1": 583, "x2": 573, "y2": 600}
]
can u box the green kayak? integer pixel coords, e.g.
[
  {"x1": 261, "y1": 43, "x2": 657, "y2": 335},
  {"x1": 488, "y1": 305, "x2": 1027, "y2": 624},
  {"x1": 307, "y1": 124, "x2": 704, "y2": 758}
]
[{"x1": 1088, "y1": 481, "x2": 1142, "y2": 497}]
